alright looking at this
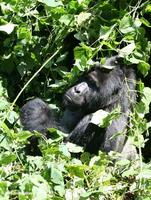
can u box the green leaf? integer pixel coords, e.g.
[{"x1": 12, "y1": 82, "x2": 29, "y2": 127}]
[
  {"x1": 51, "y1": 166, "x2": 64, "y2": 185},
  {"x1": 47, "y1": 128, "x2": 65, "y2": 141},
  {"x1": 99, "y1": 25, "x2": 116, "y2": 40},
  {"x1": 16, "y1": 131, "x2": 33, "y2": 142},
  {"x1": 76, "y1": 12, "x2": 91, "y2": 26},
  {"x1": 74, "y1": 44, "x2": 94, "y2": 71},
  {"x1": 38, "y1": 0, "x2": 63, "y2": 7},
  {"x1": 0, "y1": 135, "x2": 10, "y2": 151},
  {"x1": 0, "y1": 182, "x2": 9, "y2": 198},
  {"x1": 137, "y1": 169, "x2": 151, "y2": 179},
  {"x1": 135, "y1": 87, "x2": 151, "y2": 117},
  {"x1": 137, "y1": 61, "x2": 150, "y2": 76},
  {"x1": 90, "y1": 109, "x2": 109, "y2": 125},
  {"x1": 98, "y1": 107, "x2": 120, "y2": 128},
  {"x1": 122, "y1": 168, "x2": 138, "y2": 177},
  {"x1": 59, "y1": 15, "x2": 73, "y2": 26},
  {"x1": 140, "y1": 17, "x2": 151, "y2": 27},
  {"x1": 59, "y1": 144, "x2": 71, "y2": 158},
  {"x1": 145, "y1": 4, "x2": 151, "y2": 13},
  {"x1": 0, "y1": 23, "x2": 17, "y2": 34},
  {"x1": 0, "y1": 98, "x2": 9, "y2": 110},
  {"x1": 119, "y1": 16, "x2": 135, "y2": 34},
  {"x1": 7, "y1": 110, "x2": 18, "y2": 124},
  {"x1": 142, "y1": 87, "x2": 151, "y2": 113},
  {"x1": 54, "y1": 185, "x2": 65, "y2": 197},
  {"x1": 135, "y1": 101, "x2": 146, "y2": 118},
  {"x1": 116, "y1": 159, "x2": 130, "y2": 166},
  {"x1": 119, "y1": 42, "x2": 136, "y2": 57},
  {"x1": 19, "y1": 174, "x2": 51, "y2": 199},
  {"x1": 65, "y1": 188, "x2": 86, "y2": 200},
  {"x1": 66, "y1": 142, "x2": 83, "y2": 153},
  {"x1": 67, "y1": 165, "x2": 85, "y2": 178},
  {"x1": 0, "y1": 152, "x2": 16, "y2": 166},
  {"x1": 17, "y1": 27, "x2": 31, "y2": 41}
]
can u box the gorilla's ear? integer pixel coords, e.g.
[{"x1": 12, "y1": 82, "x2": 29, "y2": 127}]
[
  {"x1": 91, "y1": 56, "x2": 124, "y2": 71},
  {"x1": 102, "y1": 55, "x2": 123, "y2": 70}
]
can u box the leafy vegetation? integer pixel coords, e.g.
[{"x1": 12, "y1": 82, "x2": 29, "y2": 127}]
[{"x1": 0, "y1": 0, "x2": 151, "y2": 199}]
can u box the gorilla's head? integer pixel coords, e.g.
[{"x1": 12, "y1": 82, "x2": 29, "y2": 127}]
[{"x1": 63, "y1": 56, "x2": 124, "y2": 112}]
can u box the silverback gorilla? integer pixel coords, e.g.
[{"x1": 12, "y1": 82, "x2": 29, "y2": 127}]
[{"x1": 20, "y1": 56, "x2": 137, "y2": 159}]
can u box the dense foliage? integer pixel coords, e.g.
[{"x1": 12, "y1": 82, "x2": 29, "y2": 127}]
[{"x1": 0, "y1": 0, "x2": 151, "y2": 199}]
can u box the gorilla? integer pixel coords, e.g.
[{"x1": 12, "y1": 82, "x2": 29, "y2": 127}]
[{"x1": 20, "y1": 56, "x2": 137, "y2": 159}]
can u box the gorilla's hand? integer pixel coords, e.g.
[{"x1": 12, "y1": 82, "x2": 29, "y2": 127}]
[{"x1": 20, "y1": 98, "x2": 56, "y2": 133}]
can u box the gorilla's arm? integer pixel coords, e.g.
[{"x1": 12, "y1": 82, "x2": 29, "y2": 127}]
[
  {"x1": 20, "y1": 98, "x2": 89, "y2": 135},
  {"x1": 66, "y1": 114, "x2": 92, "y2": 145},
  {"x1": 65, "y1": 113, "x2": 105, "y2": 154},
  {"x1": 101, "y1": 113, "x2": 128, "y2": 153},
  {"x1": 66, "y1": 112, "x2": 127, "y2": 154},
  {"x1": 20, "y1": 98, "x2": 103, "y2": 154}
]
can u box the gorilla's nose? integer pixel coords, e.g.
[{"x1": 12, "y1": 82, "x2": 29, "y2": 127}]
[{"x1": 74, "y1": 82, "x2": 88, "y2": 94}]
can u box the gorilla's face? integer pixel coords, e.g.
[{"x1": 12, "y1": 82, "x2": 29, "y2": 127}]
[
  {"x1": 63, "y1": 68, "x2": 105, "y2": 111},
  {"x1": 63, "y1": 81, "x2": 89, "y2": 109},
  {"x1": 63, "y1": 56, "x2": 124, "y2": 112}
]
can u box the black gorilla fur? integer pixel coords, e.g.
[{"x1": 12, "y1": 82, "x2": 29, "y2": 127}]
[{"x1": 20, "y1": 56, "x2": 137, "y2": 158}]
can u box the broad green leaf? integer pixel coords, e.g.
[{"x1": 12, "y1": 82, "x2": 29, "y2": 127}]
[
  {"x1": 59, "y1": 144, "x2": 71, "y2": 158},
  {"x1": 134, "y1": 17, "x2": 142, "y2": 28},
  {"x1": 137, "y1": 169, "x2": 151, "y2": 179},
  {"x1": 122, "y1": 168, "x2": 138, "y2": 177},
  {"x1": 142, "y1": 87, "x2": 151, "y2": 113},
  {"x1": 145, "y1": 4, "x2": 151, "y2": 13},
  {"x1": 99, "y1": 25, "x2": 116, "y2": 40},
  {"x1": 0, "y1": 98, "x2": 9, "y2": 110},
  {"x1": 0, "y1": 152, "x2": 16, "y2": 166},
  {"x1": 74, "y1": 44, "x2": 94, "y2": 71},
  {"x1": 65, "y1": 188, "x2": 86, "y2": 200},
  {"x1": 59, "y1": 15, "x2": 72, "y2": 26},
  {"x1": 95, "y1": 107, "x2": 121, "y2": 128},
  {"x1": 119, "y1": 16, "x2": 135, "y2": 34},
  {"x1": 76, "y1": 12, "x2": 91, "y2": 26},
  {"x1": 7, "y1": 110, "x2": 18, "y2": 124},
  {"x1": 77, "y1": 0, "x2": 84, "y2": 4},
  {"x1": 0, "y1": 23, "x2": 16, "y2": 34},
  {"x1": 140, "y1": 17, "x2": 151, "y2": 27},
  {"x1": 89, "y1": 155, "x2": 100, "y2": 167},
  {"x1": 19, "y1": 174, "x2": 51, "y2": 199},
  {"x1": 26, "y1": 156, "x2": 43, "y2": 170},
  {"x1": 47, "y1": 128, "x2": 65, "y2": 141},
  {"x1": 54, "y1": 185, "x2": 65, "y2": 197},
  {"x1": 90, "y1": 109, "x2": 108, "y2": 125},
  {"x1": 0, "y1": 135, "x2": 10, "y2": 151},
  {"x1": 17, "y1": 27, "x2": 31, "y2": 41},
  {"x1": 67, "y1": 165, "x2": 84, "y2": 178},
  {"x1": 0, "y1": 182, "x2": 9, "y2": 198},
  {"x1": 135, "y1": 87, "x2": 151, "y2": 117},
  {"x1": 74, "y1": 44, "x2": 94, "y2": 60},
  {"x1": 128, "y1": 56, "x2": 140, "y2": 64},
  {"x1": 116, "y1": 159, "x2": 130, "y2": 166},
  {"x1": 119, "y1": 42, "x2": 135, "y2": 57},
  {"x1": 16, "y1": 131, "x2": 33, "y2": 142},
  {"x1": 38, "y1": 0, "x2": 63, "y2": 7},
  {"x1": 135, "y1": 101, "x2": 146, "y2": 118},
  {"x1": 32, "y1": 184, "x2": 49, "y2": 200},
  {"x1": 51, "y1": 166, "x2": 64, "y2": 185},
  {"x1": 138, "y1": 61, "x2": 150, "y2": 76},
  {"x1": 66, "y1": 142, "x2": 83, "y2": 153}
]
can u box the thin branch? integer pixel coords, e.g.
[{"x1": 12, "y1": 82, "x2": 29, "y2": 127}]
[{"x1": 1, "y1": 47, "x2": 61, "y2": 126}]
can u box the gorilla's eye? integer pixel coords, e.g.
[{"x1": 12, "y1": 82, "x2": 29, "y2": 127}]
[{"x1": 87, "y1": 76, "x2": 99, "y2": 88}]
